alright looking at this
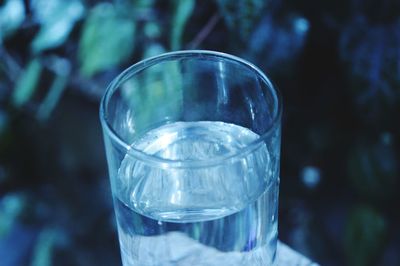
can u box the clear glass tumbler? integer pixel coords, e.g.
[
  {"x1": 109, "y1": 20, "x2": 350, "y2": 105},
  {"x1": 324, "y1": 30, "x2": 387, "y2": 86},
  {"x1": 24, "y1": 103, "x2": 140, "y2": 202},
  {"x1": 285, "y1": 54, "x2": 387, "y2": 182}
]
[{"x1": 100, "y1": 50, "x2": 282, "y2": 265}]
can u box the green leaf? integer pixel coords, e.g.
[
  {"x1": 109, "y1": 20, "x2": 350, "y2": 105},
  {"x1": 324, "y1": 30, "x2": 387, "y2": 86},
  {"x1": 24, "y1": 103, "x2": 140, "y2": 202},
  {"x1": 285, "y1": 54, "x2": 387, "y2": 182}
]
[
  {"x1": 0, "y1": 0, "x2": 25, "y2": 41},
  {"x1": 31, "y1": 0, "x2": 84, "y2": 53},
  {"x1": 345, "y1": 205, "x2": 387, "y2": 266},
  {"x1": 347, "y1": 139, "x2": 397, "y2": 201},
  {"x1": 216, "y1": 0, "x2": 267, "y2": 41},
  {"x1": 12, "y1": 59, "x2": 42, "y2": 107},
  {"x1": 37, "y1": 73, "x2": 69, "y2": 121},
  {"x1": 31, "y1": 228, "x2": 66, "y2": 266},
  {"x1": 143, "y1": 43, "x2": 166, "y2": 59},
  {"x1": 0, "y1": 193, "x2": 26, "y2": 236},
  {"x1": 131, "y1": 0, "x2": 155, "y2": 9},
  {"x1": 170, "y1": 0, "x2": 195, "y2": 50},
  {"x1": 78, "y1": 3, "x2": 136, "y2": 77},
  {"x1": 144, "y1": 22, "x2": 162, "y2": 39}
]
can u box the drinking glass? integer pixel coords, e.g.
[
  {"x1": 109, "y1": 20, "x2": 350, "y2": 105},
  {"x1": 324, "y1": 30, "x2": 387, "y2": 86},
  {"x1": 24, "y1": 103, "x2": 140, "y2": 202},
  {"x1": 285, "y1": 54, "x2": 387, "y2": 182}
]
[{"x1": 100, "y1": 50, "x2": 282, "y2": 265}]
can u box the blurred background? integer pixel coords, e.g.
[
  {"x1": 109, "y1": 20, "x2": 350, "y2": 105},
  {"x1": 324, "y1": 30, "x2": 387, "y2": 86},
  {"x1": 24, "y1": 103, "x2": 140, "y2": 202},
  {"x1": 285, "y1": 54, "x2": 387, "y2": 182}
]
[{"x1": 0, "y1": 0, "x2": 399, "y2": 265}]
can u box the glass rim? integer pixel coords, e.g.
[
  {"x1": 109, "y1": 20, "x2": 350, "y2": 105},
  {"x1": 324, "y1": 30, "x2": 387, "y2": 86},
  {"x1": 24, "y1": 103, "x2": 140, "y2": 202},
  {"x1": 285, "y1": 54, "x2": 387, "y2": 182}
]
[{"x1": 100, "y1": 50, "x2": 282, "y2": 169}]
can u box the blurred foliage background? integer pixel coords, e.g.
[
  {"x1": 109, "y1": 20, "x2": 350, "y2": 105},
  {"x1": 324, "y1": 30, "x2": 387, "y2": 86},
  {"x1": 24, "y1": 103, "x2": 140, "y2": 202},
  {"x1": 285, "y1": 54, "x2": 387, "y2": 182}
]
[{"x1": 0, "y1": 0, "x2": 399, "y2": 265}]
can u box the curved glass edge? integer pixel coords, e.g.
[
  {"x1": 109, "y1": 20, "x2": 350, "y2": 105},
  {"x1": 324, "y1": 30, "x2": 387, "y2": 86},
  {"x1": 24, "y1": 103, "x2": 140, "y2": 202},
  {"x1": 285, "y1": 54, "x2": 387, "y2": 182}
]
[{"x1": 99, "y1": 50, "x2": 282, "y2": 169}]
